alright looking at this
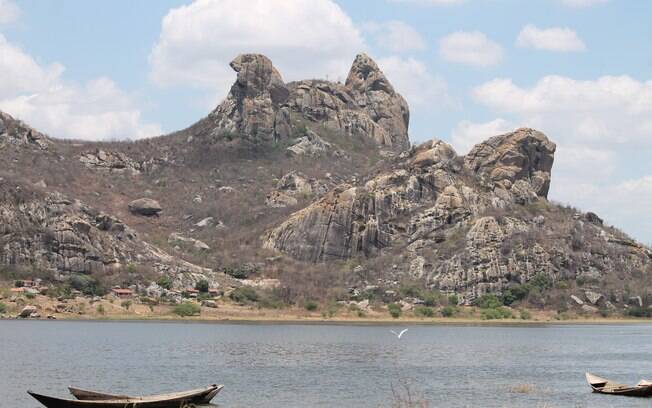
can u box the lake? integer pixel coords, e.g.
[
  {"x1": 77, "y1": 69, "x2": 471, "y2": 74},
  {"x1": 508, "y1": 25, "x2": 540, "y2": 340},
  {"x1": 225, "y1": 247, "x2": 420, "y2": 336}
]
[{"x1": 1, "y1": 320, "x2": 651, "y2": 407}]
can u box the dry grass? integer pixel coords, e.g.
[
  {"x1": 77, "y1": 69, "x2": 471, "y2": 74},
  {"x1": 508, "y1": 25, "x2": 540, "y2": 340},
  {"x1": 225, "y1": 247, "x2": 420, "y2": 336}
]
[{"x1": 509, "y1": 384, "x2": 537, "y2": 394}]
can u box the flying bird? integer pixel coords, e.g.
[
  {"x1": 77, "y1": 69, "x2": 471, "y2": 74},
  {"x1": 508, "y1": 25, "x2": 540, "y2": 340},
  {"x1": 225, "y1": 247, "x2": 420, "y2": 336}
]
[{"x1": 390, "y1": 328, "x2": 408, "y2": 339}]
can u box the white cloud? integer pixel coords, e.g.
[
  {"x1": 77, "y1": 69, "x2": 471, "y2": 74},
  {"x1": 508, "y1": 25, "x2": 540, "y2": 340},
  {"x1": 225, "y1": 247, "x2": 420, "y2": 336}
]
[
  {"x1": 439, "y1": 31, "x2": 503, "y2": 67},
  {"x1": 149, "y1": 0, "x2": 365, "y2": 99},
  {"x1": 472, "y1": 74, "x2": 652, "y2": 242},
  {"x1": 451, "y1": 118, "x2": 514, "y2": 154},
  {"x1": 517, "y1": 25, "x2": 586, "y2": 52},
  {"x1": 389, "y1": 0, "x2": 464, "y2": 5},
  {"x1": 558, "y1": 0, "x2": 608, "y2": 8},
  {"x1": 0, "y1": 0, "x2": 20, "y2": 24},
  {"x1": 377, "y1": 56, "x2": 454, "y2": 109},
  {"x1": 0, "y1": 34, "x2": 161, "y2": 141},
  {"x1": 364, "y1": 21, "x2": 426, "y2": 53}
]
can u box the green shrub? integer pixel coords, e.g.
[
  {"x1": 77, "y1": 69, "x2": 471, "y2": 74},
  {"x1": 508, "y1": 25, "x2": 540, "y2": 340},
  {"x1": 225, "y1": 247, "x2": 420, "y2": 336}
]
[
  {"x1": 120, "y1": 300, "x2": 132, "y2": 310},
  {"x1": 305, "y1": 301, "x2": 318, "y2": 311},
  {"x1": 422, "y1": 291, "x2": 442, "y2": 307},
  {"x1": 229, "y1": 287, "x2": 259, "y2": 304},
  {"x1": 195, "y1": 279, "x2": 209, "y2": 293},
  {"x1": 96, "y1": 304, "x2": 105, "y2": 315},
  {"x1": 223, "y1": 264, "x2": 255, "y2": 279},
  {"x1": 14, "y1": 280, "x2": 24, "y2": 288},
  {"x1": 174, "y1": 302, "x2": 201, "y2": 317},
  {"x1": 519, "y1": 309, "x2": 531, "y2": 320},
  {"x1": 357, "y1": 310, "x2": 366, "y2": 318},
  {"x1": 502, "y1": 284, "x2": 530, "y2": 305},
  {"x1": 25, "y1": 292, "x2": 36, "y2": 299},
  {"x1": 0, "y1": 302, "x2": 6, "y2": 314},
  {"x1": 441, "y1": 306, "x2": 457, "y2": 317},
  {"x1": 156, "y1": 275, "x2": 173, "y2": 290},
  {"x1": 475, "y1": 294, "x2": 502, "y2": 309},
  {"x1": 626, "y1": 307, "x2": 652, "y2": 318},
  {"x1": 448, "y1": 295, "x2": 459, "y2": 306},
  {"x1": 481, "y1": 307, "x2": 513, "y2": 320},
  {"x1": 69, "y1": 274, "x2": 105, "y2": 296},
  {"x1": 399, "y1": 284, "x2": 422, "y2": 298},
  {"x1": 414, "y1": 306, "x2": 434, "y2": 318},
  {"x1": 529, "y1": 274, "x2": 552, "y2": 290},
  {"x1": 388, "y1": 303, "x2": 402, "y2": 319}
]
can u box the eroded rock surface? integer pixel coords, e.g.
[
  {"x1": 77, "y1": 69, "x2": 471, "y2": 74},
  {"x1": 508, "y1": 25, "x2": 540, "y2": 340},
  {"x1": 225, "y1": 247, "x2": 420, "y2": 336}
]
[
  {"x1": 264, "y1": 128, "x2": 650, "y2": 301},
  {"x1": 208, "y1": 53, "x2": 410, "y2": 151},
  {"x1": 0, "y1": 111, "x2": 49, "y2": 150},
  {"x1": 0, "y1": 185, "x2": 220, "y2": 287},
  {"x1": 128, "y1": 198, "x2": 162, "y2": 216}
]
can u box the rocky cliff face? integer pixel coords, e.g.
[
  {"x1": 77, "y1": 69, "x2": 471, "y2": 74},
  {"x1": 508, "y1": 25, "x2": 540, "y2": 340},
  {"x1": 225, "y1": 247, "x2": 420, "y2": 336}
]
[
  {"x1": 264, "y1": 128, "x2": 651, "y2": 302},
  {"x1": 0, "y1": 180, "x2": 225, "y2": 289},
  {"x1": 208, "y1": 53, "x2": 410, "y2": 151}
]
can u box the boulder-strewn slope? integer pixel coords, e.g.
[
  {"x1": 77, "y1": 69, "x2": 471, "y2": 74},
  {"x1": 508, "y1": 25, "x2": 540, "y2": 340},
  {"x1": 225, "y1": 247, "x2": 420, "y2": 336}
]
[
  {"x1": 0, "y1": 53, "x2": 407, "y2": 293},
  {"x1": 264, "y1": 129, "x2": 652, "y2": 302},
  {"x1": 1, "y1": 51, "x2": 650, "y2": 310}
]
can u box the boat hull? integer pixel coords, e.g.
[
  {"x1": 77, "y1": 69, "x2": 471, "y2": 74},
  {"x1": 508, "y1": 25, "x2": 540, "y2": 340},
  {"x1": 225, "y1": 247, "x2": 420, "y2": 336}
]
[
  {"x1": 586, "y1": 373, "x2": 652, "y2": 397},
  {"x1": 68, "y1": 384, "x2": 222, "y2": 404},
  {"x1": 29, "y1": 384, "x2": 224, "y2": 408}
]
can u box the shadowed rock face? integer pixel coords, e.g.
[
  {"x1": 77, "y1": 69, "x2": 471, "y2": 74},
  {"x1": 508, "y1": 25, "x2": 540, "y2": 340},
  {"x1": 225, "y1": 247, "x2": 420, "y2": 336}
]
[{"x1": 208, "y1": 52, "x2": 410, "y2": 150}]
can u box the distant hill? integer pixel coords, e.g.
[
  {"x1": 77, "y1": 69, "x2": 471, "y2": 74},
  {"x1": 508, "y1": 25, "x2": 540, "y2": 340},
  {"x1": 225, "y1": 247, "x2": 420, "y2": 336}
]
[{"x1": 1, "y1": 53, "x2": 650, "y2": 314}]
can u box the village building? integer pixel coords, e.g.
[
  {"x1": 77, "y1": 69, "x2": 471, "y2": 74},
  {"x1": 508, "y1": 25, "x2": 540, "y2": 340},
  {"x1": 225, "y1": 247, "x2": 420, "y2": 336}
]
[{"x1": 111, "y1": 288, "x2": 134, "y2": 298}]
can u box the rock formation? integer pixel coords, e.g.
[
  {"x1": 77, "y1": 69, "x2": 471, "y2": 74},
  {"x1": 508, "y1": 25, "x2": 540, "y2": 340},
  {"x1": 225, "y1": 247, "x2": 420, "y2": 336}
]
[
  {"x1": 128, "y1": 198, "x2": 162, "y2": 216},
  {"x1": 264, "y1": 128, "x2": 651, "y2": 302},
  {"x1": 208, "y1": 53, "x2": 410, "y2": 151},
  {"x1": 0, "y1": 111, "x2": 49, "y2": 150},
  {"x1": 0, "y1": 183, "x2": 221, "y2": 288}
]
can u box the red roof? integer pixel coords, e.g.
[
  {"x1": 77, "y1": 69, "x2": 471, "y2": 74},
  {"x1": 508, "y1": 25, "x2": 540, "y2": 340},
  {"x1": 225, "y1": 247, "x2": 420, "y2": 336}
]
[
  {"x1": 11, "y1": 287, "x2": 25, "y2": 292},
  {"x1": 112, "y1": 288, "x2": 133, "y2": 294},
  {"x1": 185, "y1": 288, "x2": 199, "y2": 293}
]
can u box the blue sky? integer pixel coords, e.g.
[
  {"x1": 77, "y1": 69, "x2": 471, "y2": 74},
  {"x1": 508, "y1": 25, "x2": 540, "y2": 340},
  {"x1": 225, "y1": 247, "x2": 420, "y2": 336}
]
[{"x1": 1, "y1": 0, "x2": 651, "y2": 243}]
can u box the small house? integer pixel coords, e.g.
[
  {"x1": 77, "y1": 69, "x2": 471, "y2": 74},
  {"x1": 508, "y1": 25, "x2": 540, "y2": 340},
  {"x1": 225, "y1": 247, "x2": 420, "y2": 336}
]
[{"x1": 111, "y1": 288, "x2": 133, "y2": 299}]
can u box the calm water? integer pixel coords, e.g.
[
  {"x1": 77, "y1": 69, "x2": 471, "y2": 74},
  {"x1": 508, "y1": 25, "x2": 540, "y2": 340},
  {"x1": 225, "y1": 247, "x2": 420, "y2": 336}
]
[{"x1": 1, "y1": 321, "x2": 652, "y2": 408}]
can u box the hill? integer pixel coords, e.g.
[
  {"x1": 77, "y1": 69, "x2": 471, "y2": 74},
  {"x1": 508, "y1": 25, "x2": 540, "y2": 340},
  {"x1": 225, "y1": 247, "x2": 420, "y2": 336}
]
[{"x1": 1, "y1": 53, "x2": 650, "y2": 317}]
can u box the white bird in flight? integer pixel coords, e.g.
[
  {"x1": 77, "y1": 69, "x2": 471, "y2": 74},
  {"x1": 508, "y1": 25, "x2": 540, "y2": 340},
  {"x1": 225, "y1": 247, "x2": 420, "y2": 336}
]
[{"x1": 390, "y1": 328, "x2": 408, "y2": 339}]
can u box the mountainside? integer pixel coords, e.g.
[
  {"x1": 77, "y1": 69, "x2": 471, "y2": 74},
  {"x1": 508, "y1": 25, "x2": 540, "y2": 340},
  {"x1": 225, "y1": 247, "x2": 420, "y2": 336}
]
[{"x1": 1, "y1": 53, "x2": 651, "y2": 313}]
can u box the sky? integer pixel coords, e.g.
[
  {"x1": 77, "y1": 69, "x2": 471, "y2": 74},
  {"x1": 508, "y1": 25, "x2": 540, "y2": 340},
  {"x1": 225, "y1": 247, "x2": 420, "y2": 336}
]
[{"x1": 0, "y1": 0, "x2": 651, "y2": 243}]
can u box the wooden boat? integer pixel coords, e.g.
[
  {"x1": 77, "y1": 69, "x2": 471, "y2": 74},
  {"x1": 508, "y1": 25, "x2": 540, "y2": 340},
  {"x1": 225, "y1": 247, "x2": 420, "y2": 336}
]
[
  {"x1": 28, "y1": 384, "x2": 223, "y2": 408},
  {"x1": 586, "y1": 373, "x2": 652, "y2": 397},
  {"x1": 68, "y1": 384, "x2": 222, "y2": 404}
]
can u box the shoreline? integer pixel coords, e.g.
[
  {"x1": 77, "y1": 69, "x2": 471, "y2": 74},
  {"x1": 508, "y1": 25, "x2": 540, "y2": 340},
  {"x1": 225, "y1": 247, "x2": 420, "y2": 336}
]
[{"x1": 3, "y1": 314, "x2": 652, "y2": 327}]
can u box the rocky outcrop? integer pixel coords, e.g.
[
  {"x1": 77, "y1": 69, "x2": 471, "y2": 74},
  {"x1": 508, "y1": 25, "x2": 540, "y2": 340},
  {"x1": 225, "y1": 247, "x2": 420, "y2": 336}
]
[
  {"x1": 208, "y1": 53, "x2": 410, "y2": 151},
  {"x1": 168, "y1": 233, "x2": 210, "y2": 251},
  {"x1": 265, "y1": 191, "x2": 298, "y2": 208},
  {"x1": 0, "y1": 111, "x2": 49, "y2": 150},
  {"x1": 464, "y1": 128, "x2": 556, "y2": 198},
  {"x1": 210, "y1": 54, "x2": 289, "y2": 141},
  {"x1": 128, "y1": 198, "x2": 162, "y2": 216},
  {"x1": 0, "y1": 183, "x2": 227, "y2": 288},
  {"x1": 344, "y1": 53, "x2": 410, "y2": 150},
  {"x1": 277, "y1": 171, "x2": 329, "y2": 198},
  {"x1": 80, "y1": 149, "x2": 143, "y2": 174},
  {"x1": 286, "y1": 130, "x2": 333, "y2": 157},
  {"x1": 263, "y1": 129, "x2": 650, "y2": 301}
]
